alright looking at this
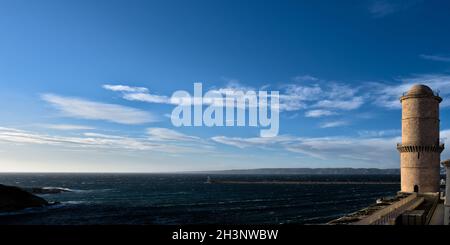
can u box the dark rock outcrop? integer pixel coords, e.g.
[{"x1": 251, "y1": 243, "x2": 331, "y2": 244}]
[{"x1": 0, "y1": 184, "x2": 49, "y2": 212}]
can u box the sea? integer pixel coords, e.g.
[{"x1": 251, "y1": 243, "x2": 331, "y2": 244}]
[{"x1": 0, "y1": 173, "x2": 400, "y2": 225}]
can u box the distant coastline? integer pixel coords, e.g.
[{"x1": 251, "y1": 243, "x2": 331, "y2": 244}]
[
  {"x1": 207, "y1": 180, "x2": 399, "y2": 185},
  {"x1": 195, "y1": 168, "x2": 402, "y2": 175}
]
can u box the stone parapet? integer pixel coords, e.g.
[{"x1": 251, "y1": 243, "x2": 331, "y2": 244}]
[{"x1": 396, "y1": 143, "x2": 444, "y2": 153}]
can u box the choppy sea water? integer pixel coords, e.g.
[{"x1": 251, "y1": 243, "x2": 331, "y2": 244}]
[{"x1": 0, "y1": 174, "x2": 400, "y2": 225}]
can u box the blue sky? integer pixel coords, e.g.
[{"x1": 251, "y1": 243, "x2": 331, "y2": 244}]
[{"x1": 1, "y1": 0, "x2": 450, "y2": 172}]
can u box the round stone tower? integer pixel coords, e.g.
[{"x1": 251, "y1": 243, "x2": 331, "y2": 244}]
[{"x1": 397, "y1": 84, "x2": 444, "y2": 193}]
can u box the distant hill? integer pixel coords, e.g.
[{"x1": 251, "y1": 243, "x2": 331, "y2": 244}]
[{"x1": 199, "y1": 168, "x2": 401, "y2": 175}]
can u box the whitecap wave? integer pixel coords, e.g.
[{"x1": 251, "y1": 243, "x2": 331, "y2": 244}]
[
  {"x1": 29, "y1": 186, "x2": 88, "y2": 194},
  {"x1": 42, "y1": 187, "x2": 74, "y2": 192},
  {"x1": 61, "y1": 200, "x2": 89, "y2": 205}
]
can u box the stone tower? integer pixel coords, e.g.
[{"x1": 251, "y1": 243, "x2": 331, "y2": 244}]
[{"x1": 397, "y1": 84, "x2": 444, "y2": 193}]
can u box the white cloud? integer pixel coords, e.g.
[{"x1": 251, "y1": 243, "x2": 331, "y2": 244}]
[
  {"x1": 304, "y1": 110, "x2": 337, "y2": 118},
  {"x1": 0, "y1": 127, "x2": 208, "y2": 153},
  {"x1": 367, "y1": 74, "x2": 450, "y2": 109},
  {"x1": 326, "y1": 83, "x2": 358, "y2": 99},
  {"x1": 211, "y1": 128, "x2": 450, "y2": 166},
  {"x1": 0, "y1": 127, "x2": 151, "y2": 150},
  {"x1": 313, "y1": 96, "x2": 364, "y2": 110},
  {"x1": 103, "y1": 84, "x2": 172, "y2": 104},
  {"x1": 279, "y1": 81, "x2": 363, "y2": 112},
  {"x1": 103, "y1": 73, "x2": 450, "y2": 117},
  {"x1": 420, "y1": 54, "x2": 450, "y2": 62},
  {"x1": 287, "y1": 136, "x2": 399, "y2": 164},
  {"x1": 368, "y1": 0, "x2": 398, "y2": 17},
  {"x1": 368, "y1": 0, "x2": 420, "y2": 18},
  {"x1": 147, "y1": 128, "x2": 200, "y2": 142},
  {"x1": 277, "y1": 97, "x2": 307, "y2": 111},
  {"x1": 39, "y1": 124, "x2": 95, "y2": 130},
  {"x1": 0, "y1": 128, "x2": 57, "y2": 145},
  {"x1": 101, "y1": 80, "x2": 366, "y2": 130},
  {"x1": 82, "y1": 132, "x2": 124, "y2": 139},
  {"x1": 122, "y1": 93, "x2": 171, "y2": 104},
  {"x1": 42, "y1": 94, "x2": 157, "y2": 124},
  {"x1": 282, "y1": 84, "x2": 323, "y2": 101},
  {"x1": 292, "y1": 75, "x2": 319, "y2": 82},
  {"x1": 216, "y1": 79, "x2": 256, "y2": 94},
  {"x1": 104, "y1": 81, "x2": 272, "y2": 110},
  {"x1": 319, "y1": 120, "x2": 349, "y2": 128},
  {"x1": 102, "y1": 84, "x2": 149, "y2": 93},
  {"x1": 211, "y1": 135, "x2": 292, "y2": 149},
  {"x1": 103, "y1": 80, "x2": 364, "y2": 115},
  {"x1": 211, "y1": 134, "x2": 402, "y2": 166},
  {"x1": 0, "y1": 127, "x2": 26, "y2": 132},
  {"x1": 357, "y1": 129, "x2": 401, "y2": 137}
]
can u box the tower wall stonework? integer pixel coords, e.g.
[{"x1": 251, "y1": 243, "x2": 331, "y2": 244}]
[
  {"x1": 400, "y1": 153, "x2": 441, "y2": 192},
  {"x1": 398, "y1": 85, "x2": 443, "y2": 193},
  {"x1": 401, "y1": 97, "x2": 439, "y2": 145}
]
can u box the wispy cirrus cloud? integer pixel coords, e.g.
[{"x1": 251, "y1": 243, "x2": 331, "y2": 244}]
[
  {"x1": 211, "y1": 135, "x2": 293, "y2": 149},
  {"x1": 103, "y1": 79, "x2": 363, "y2": 116},
  {"x1": 304, "y1": 110, "x2": 337, "y2": 118},
  {"x1": 104, "y1": 81, "x2": 263, "y2": 113},
  {"x1": 0, "y1": 127, "x2": 209, "y2": 153},
  {"x1": 420, "y1": 54, "x2": 450, "y2": 62},
  {"x1": 103, "y1": 73, "x2": 450, "y2": 129},
  {"x1": 284, "y1": 136, "x2": 398, "y2": 162},
  {"x1": 368, "y1": 0, "x2": 421, "y2": 18},
  {"x1": 42, "y1": 94, "x2": 158, "y2": 124},
  {"x1": 103, "y1": 78, "x2": 363, "y2": 129},
  {"x1": 278, "y1": 79, "x2": 363, "y2": 113},
  {"x1": 39, "y1": 124, "x2": 96, "y2": 130},
  {"x1": 367, "y1": 73, "x2": 450, "y2": 109},
  {"x1": 357, "y1": 129, "x2": 401, "y2": 137},
  {"x1": 103, "y1": 84, "x2": 171, "y2": 104},
  {"x1": 102, "y1": 84, "x2": 149, "y2": 93},
  {"x1": 104, "y1": 81, "x2": 264, "y2": 107},
  {"x1": 147, "y1": 127, "x2": 200, "y2": 142},
  {"x1": 368, "y1": 0, "x2": 398, "y2": 17},
  {"x1": 211, "y1": 134, "x2": 401, "y2": 166},
  {"x1": 292, "y1": 75, "x2": 319, "y2": 82},
  {"x1": 122, "y1": 92, "x2": 171, "y2": 104},
  {"x1": 319, "y1": 120, "x2": 349, "y2": 128},
  {"x1": 0, "y1": 127, "x2": 150, "y2": 150},
  {"x1": 312, "y1": 97, "x2": 364, "y2": 111}
]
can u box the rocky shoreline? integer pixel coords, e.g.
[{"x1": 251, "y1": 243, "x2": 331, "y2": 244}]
[{"x1": 0, "y1": 184, "x2": 52, "y2": 212}]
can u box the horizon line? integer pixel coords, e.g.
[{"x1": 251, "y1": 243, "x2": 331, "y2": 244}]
[{"x1": 0, "y1": 167, "x2": 402, "y2": 174}]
